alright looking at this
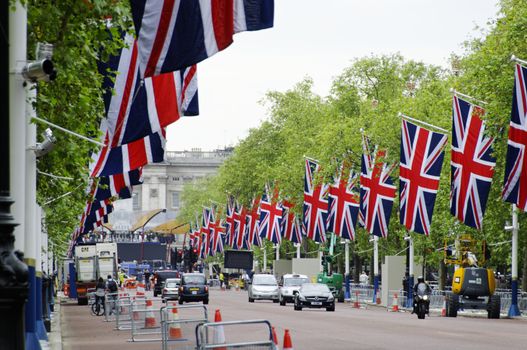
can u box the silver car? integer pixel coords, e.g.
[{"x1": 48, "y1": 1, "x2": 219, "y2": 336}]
[
  {"x1": 248, "y1": 274, "x2": 279, "y2": 303},
  {"x1": 278, "y1": 274, "x2": 310, "y2": 305}
]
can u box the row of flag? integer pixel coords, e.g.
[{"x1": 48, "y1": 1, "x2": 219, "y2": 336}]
[
  {"x1": 68, "y1": 0, "x2": 275, "y2": 256},
  {"x1": 188, "y1": 62, "x2": 527, "y2": 259}
]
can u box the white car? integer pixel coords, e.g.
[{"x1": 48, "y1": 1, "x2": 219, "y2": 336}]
[
  {"x1": 278, "y1": 274, "x2": 310, "y2": 305},
  {"x1": 248, "y1": 274, "x2": 279, "y2": 303}
]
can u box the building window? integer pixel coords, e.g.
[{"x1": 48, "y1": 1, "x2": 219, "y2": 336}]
[
  {"x1": 132, "y1": 192, "x2": 140, "y2": 210},
  {"x1": 171, "y1": 192, "x2": 180, "y2": 208},
  {"x1": 150, "y1": 188, "x2": 158, "y2": 198},
  {"x1": 172, "y1": 176, "x2": 180, "y2": 182}
]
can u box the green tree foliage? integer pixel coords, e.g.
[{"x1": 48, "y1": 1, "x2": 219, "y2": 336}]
[{"x1": 180, "y1": 0, "x2": 527, "y2": 276}]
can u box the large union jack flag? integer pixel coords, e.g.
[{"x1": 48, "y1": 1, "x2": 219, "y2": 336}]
[
  {"x1": 400, "y1": 119, "x2": 447, "y2": 236},
  {"x1": 503, "y1": 64, "x2": 527, "y2": 211},
  {"x1": 281, "y1": 200, "x2": 302, "y2": 244},
  {"x1": 259, "y1": 190, "x2": 283, "y2": 244},
  {"x1": 450, "y1": 96, "x2": 495, "y2": 229},
  {"x1": 302, "y1": 159, "x2": 328, "y2": 243},
  {"x1": 224, "y1": 197, "x2": 236, "y2": 247},
  {"x1": 209, "y1": 218, "x2": 225, "y2": 256},
  {"x1": 360, "y1": 135, "x2": 396, "y2": 238},
  {"x1": 327, "y1": 165, "x2": 359, "y2": 241},
  {"x1": 199, "y1": 207, "x2": 212, "y2": 258}
]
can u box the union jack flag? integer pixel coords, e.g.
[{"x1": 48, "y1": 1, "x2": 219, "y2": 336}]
[
  {"x1": 246, "y1": 196, "x2": 262, "y2": 249},
  {"x1": 400, "y1": 119, "x2": 447, "y2": 236},
  {"x1": 360, "y1": 135, "x2": 396, "y2": 238},
  {"x1": 199, "y1": 207, "x2": 212, "y2": 258},
  {"x1": 209, "y1": 218, "x2": 225, "y2": 256},
  {"x1": 302, "y1": 159, "x2": 328, "y2": 243},
  {"x1": 130, "y1": 0, "x2": 274, "y2": 77},
  {"x1": 327, "y1": 164, "x2": 359, "y2": 241},
  {"x1": 233, "y1": 205, "x2": 248, "y2": 250},
  {"x1": 224, "y1": 197, "x2": 236, "y2": 247},
  {"x1": 259, "y1": 190, "x2": 283, "y2": 244},
  {"x1": 281, "y1": 200, "x2": 302, "y2": 244},
  {"x1": 451, "y1": 96, "x2": 495, "y2": 229},
  {"x1": 503, "y1": 64, "x2": 527, "y2": 211}
]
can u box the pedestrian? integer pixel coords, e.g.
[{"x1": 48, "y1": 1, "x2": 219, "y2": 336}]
[
  {"x1": 94, "y1": 277, "x2": 106, "y2": 314},
  {"x1": 359, "y1": 271, "x2": 369, "y2": 285},
  {"x1": 144, "y1": 269, "x2": 151, "y2": 291},
  {"x1": 219, "y1": 272, "x2": 225, "y2": 290},
  {"x1": 106, "y1": 275, "x2": 119, "y2": 315}
]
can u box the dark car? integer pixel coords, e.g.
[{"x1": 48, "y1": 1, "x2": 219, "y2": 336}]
[
  {"x1": 178, "y1": 273, "x2": 209, "y2": 304},
  {"x1": 294, "y1": 283, "x2": 335, "y2": 312},
  {"x1": 153, "y1": 270, "x2": 179, "y2": 297}
]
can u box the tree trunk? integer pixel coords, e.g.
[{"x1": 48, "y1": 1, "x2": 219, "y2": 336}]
[{"x1": 522, "y1": 245, "x2": 527, "y2": 292}]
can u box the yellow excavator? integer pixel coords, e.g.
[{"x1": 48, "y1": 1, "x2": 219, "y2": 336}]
[{"x1": 444, "y1": 234, "x2": 500, "y2": 319}]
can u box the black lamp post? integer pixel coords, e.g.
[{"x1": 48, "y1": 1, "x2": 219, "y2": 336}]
[
  {"x1": 0, "y1": 4, "x2": 29, "y2": 349},
  {"x1": 130, "y1": 209, "x2": 166, "y2": 263}
]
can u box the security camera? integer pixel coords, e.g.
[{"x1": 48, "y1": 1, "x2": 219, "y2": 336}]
[
  {"x1": 34, "y1": 128, "x2": 56, "y2": 157},
  {"x1": 22, "y1": 59, "x2": 57, "y2": 83}
]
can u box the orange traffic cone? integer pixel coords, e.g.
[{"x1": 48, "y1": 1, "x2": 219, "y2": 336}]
[
  {"x1": 353, "y1": 291, "x2": 360, "y2": 309},
  {"x1": 144, "y1": 299, "x2": 157, "y2": 328},
  {"x1": 168, "y1": 305, "x2": 183, "y2": 339},
  {"x1": 271, "y1": 326, "x2": 279, "y2": 349},
  {"x1": 390, "y1": 293, "x2": 399, "y2": 312},
  {"x1": 136, "y1": 283, "x2": 145, "y2": 297},
  {"x1": 213, "y1": 310, "x2": 226, "y2": 350},
  {"x1": 441, "y1": 297, "x2": 447, "y2": 317},
  {"x1": 283, "y1": 329, "x2": 293, "y2": 350}
]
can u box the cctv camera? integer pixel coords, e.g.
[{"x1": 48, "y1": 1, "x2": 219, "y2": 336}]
[
  {"x1": 34, "y1": 128, "x2": 56, "y2": 157},
  {"x1": 22, "y1": 59, "x2": 56, "y2": 83}
]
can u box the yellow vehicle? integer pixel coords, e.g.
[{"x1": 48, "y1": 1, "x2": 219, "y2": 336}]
[{"x1": 444, "y1": 235, "x2": 500, "y2": 319}]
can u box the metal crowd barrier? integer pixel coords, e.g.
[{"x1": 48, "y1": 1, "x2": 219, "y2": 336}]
[
  {"x1": 196, "y1": 319, "x2": 275, "y2": 350},
  {"x1": 103, "y1": 292, "x2": 124, "y2": 322},
  {"x1": 160, "y1": 304, "x2": 208, "y2": 350},
  {"x1": 87, "y1": 288, "x2": 96, "y2": 306},
  {"x1": 128, "y1": 298, "x2": 164, "y2": 342},
  {"x1": 115, "y1": 296, "x2": 134, "y2": 330},
  {"x1": 349, "y1": 284, "x2": 381, "y2": 305}
]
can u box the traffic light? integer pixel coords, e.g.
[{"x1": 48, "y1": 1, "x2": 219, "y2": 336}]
[
  {"x1": 191, "y1": 248, "x2": 198, "y2": 264},
  {"x1": 176, "y1": 249, "x2": 183, "y2": 263}
]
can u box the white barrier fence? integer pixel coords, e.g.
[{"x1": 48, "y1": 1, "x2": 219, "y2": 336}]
[
  {"x1": 195, "y1": 319, "x2": 275, "y2": 350},
  {"x1": 161, "y1": 304, "x2": 209, "y2": 350}
]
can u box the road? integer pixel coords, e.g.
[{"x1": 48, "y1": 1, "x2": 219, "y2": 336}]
[{"x1": 60, "y1": 289, "x2": 526, "y2": 350}]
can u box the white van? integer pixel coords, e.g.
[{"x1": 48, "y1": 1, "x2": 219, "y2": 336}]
[{"x1": 278, "y1": 274, "x2": 310, "y2": 305}]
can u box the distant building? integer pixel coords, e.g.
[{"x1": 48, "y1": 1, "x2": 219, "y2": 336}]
[{"x1": 109, "y1": 148, "x2": 232, "y2": 235}]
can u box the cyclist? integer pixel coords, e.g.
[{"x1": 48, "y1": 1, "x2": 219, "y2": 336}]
[{"x1": 94, "y1": 277, "x2": 106, "y2": 314}]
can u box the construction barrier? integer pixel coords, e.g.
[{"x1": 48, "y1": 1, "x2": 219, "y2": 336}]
[
  {"x1": 103, "y1": 292, "x2": 123, "y2": 322},
  {"x1": 195, "y1": 319, "x2": 275, "y2": 350},
  {"x1": 128, "y1": 298, "x2": 164, "y2": 342},
  {"x1": 350, "y1": 284, "x2": 379, "y2": 307},
  {"x1": 161, "y1": 304, "x2": 209, "y2": 350}
]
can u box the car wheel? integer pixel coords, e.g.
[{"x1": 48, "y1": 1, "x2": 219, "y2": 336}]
[
  {"x1": 248, "y1": 297, "x2": 254, "y2": 303},
  {"x1": 326, "y1": 304, "x2": 335, "y2": 312},
  {"x1": 294, "y1": 304, "x2": 302, "y2": 311},
  {"x1": 178, "y1": 298, "x2": 183, "y2": 305},
  {"x1": 280, "y1": 297, "x2": 286, "y2": 306}
]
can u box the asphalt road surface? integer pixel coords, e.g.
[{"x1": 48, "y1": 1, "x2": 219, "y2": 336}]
[{"x1": 61, "y1": 289, "x2": 526, "y2": 350}]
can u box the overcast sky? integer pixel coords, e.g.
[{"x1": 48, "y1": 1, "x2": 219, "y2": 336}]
[{"x1": 165, "y1": 0, "x2": 499, "y2": 152}]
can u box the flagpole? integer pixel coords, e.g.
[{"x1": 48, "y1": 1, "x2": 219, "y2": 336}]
[
  {"x1": 449, "y1": 89, "x2": 488, "y2": 106},
  {"x1": 508, "y1": 204, "x2": 521, "y2": 317},
  {"x1": 373, "y1": 235, "x2": 379, "y2": 304},
  {"x1": 404, "y1": 233, "x2": 414, "y2": 309},
  {"x1": 344, "y1": 239, "x2": 350, "y2": 300},
  {"x1": 32, "y1": 116, "x2": 106, "y2": 147},
  {"x1": 275, "y1": 243, "x2": 279, "y2": 261},
  {"x1": 295, "y1": 243, "x2": 300, "y2": 259},
  {"x1": 263, "y1": 244, "x2": 267, "y2": 273},
  {"x1": 511, "y1": 54, "x2": 527, "y2": 66},
  {"x1": 398, "y1": 112, "x2": 448, "y2": 133}
]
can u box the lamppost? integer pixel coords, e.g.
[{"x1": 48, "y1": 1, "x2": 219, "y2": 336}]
[
  {"x1": 0, "y1": 3, "x2": 29, "y2": 349},
  {"x1": 130, "y1": 209, "x2": 166, "y2": 263}
]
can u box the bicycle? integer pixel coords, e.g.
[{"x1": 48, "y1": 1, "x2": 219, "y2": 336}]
[{"x1": 91, "y1": 296, "x2": 105, "y2": 316}]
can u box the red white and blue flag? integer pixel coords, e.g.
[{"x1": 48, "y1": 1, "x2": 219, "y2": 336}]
[
  {"x1": 246, "y1": 196, "x2": 262, "y2": 249},
  {"x1": 503, "y1": 64, "x2": 527, "y2": 211},
  {"x1": 233, "y1": 205, "x2": 248, "y2": 250},
  {"x1": 302, "y1": 159, "x2": 328, "y2": 243},
  {"x1": 281, "y1": 200, "x2": 302, "y2": 244},
  {"x1": 360, "y1": 135, "x2": 396, "y2": 238},
  {"x1": 130, "y1": 0, "x2": 274, "y2": 77},
  {"x1": 400, "y1": 119, "x2": 447, "y2": 236},
  {"x1": 450, "y1": 96, "x2": 495, "y2": 229},
  {"x1": 209, "y1": 218, "x2": 225, "y2": 256},
  {"x1": 199, "y1": 207, "x2": 212, "y2": 258},
  {"x1": 259, "y1": 189, "x2": 283, "y2": 244},
  {"x1": 327, "y1": 164, "x2": 359, "y2": 241}
]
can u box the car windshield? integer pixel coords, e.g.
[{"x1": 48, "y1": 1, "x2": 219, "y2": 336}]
[
  {"x1": 253, "y1": 275, "x2": 277, "y2": 285},
  {"x1": 301, "y1": 284, "x2": 330, "y2": 293},
  {"x1": 284, "y1": 278, "x2": 309, "y2": 286},
  {"x1": 183, "y1": 275, "x2": 205, "y2": 284},
  {"x1": 166, "y1": 282, "x2": 179, "y2": 288}
]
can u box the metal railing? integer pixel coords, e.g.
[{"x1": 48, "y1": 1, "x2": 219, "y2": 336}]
[
  {"x1": 161, "y1": 304, "x2": 208, "y2": 350},
  {"x1": 196, "y1": 319, "x2": 275, "y2": 350}
]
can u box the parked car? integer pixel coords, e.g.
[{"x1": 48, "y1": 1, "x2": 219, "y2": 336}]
[
  {"x1": 153, "y1": 270, "x2": 179, "y2": 297},
  {"x1": 162, "y1": 278, "x2": 181, "y2": 302},
  {"x1": 278, "y1": 274, "x2": 310, "y2": 305},
  {"x1": 248, "y1": 274, "x2": 279, "y2": 303},
  {"x1": 294, "y1": 283, "x2": 335, "y2": 312},
  {"x1": 178, "y1": 273, "x2": 209, "y2": 304}
]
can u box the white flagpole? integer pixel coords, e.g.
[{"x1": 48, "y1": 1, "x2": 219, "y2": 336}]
[
  {"x1": 398, "y1": 112, "x2": 448, "y2": 133},
  {"x1": 450, "y1": 89, "x2": 488, "y2": 106},
  {"x1": 511, "y1": 54, "x2": 527, "y2": 66}
]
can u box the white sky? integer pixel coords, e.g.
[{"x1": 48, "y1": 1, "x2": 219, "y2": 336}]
[{"x1": 166, "y1": 0, "x2": 499, "y2": 151}]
